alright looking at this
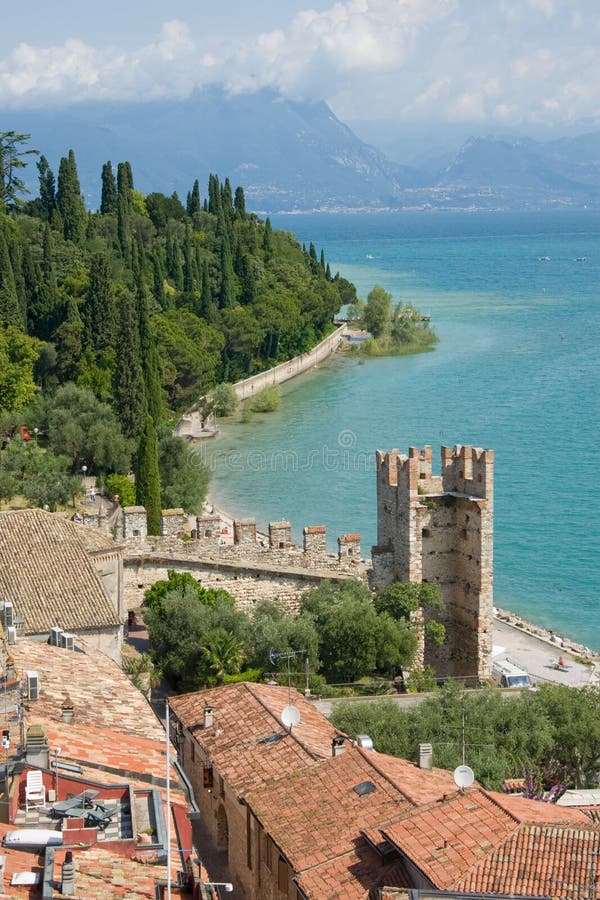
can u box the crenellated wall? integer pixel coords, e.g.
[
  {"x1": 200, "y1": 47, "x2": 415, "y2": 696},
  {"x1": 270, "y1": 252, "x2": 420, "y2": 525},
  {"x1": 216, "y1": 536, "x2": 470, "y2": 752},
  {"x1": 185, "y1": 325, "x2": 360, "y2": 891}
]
[{"x1": 373, "y1": 444, "x2": 494, "y2": 682}]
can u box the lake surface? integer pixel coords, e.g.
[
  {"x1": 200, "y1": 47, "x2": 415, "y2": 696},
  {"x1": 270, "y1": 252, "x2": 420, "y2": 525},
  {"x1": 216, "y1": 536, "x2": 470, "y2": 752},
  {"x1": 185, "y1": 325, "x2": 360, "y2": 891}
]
[{"x1": 204, "y1": 211, "x2": 600, "y2": 650}]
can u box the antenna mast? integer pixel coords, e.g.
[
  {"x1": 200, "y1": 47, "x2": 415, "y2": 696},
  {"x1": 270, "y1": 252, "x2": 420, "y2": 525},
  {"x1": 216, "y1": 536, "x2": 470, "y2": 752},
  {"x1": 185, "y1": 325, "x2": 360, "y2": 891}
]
[{"x1": 268, "y1": 648, "x2": 306, "y2": 707}]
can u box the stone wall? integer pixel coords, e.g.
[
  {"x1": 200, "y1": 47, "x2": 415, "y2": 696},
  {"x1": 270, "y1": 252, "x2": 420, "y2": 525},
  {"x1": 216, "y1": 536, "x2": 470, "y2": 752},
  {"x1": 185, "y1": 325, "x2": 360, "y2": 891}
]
[
  {"x1": 160, "y1": 509, "x2": 187, "y2": 538},
  {"x1": 372, "y1": 444, "x2": 494, "y2": 682},
  {"x1": 233, "y1": 325, "x2": 346, "y2": 401}
]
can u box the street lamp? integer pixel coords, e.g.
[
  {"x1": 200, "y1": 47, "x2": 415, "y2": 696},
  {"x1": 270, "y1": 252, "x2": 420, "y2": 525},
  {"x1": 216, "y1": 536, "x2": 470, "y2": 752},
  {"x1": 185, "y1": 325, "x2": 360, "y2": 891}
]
[
  {"x1": 33, "y1": 427, "x2": 38, "y2": 444},
  {"x1": 204, "y1": 885, "x2": 233, "y2": 894},
  {"x1": 81, "y1": 465, "x2": 87, "y2": 496}
]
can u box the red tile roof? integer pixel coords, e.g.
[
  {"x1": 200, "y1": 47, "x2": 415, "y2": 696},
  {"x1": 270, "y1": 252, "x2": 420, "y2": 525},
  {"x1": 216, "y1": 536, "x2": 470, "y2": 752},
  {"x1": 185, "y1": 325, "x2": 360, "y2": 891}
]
[
  {"x1": 249, "y1": 747, "x2": 415, "y2": 872},
  {"x1": 457, "y1": 823, "x2": 600, "y2": 898},
  {"x1": 0, "y1": 509, "x2": 122, "y2": 632},
  {"x1": 381, "y1": 789, "x2": 519, "y2": 890},
  {"x1": 170, "y1": 683, "x2": 339, "y2": 794},
  {"x1": 380, "y1": 787, "x2": 600, "y2": 899},
  {"x1": 296, "y1": 843, "x2": 411, "y2": 900}
]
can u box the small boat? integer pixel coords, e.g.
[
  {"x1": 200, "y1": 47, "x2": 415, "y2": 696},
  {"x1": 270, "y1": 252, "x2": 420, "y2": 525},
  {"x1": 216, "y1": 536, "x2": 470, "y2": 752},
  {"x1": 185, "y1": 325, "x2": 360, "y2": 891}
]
[
  {"x1": 2, "y1": 828, "x2": 63, "y2": 848},
  {"x1": 538, "y1": 256, "x2": 551, "y2": 261},
  {"x1": 575, "y1": 256, "x2": 587, "y2": 262},
  {"x1": 366, "y1": 254, "x2": 374, "y2": 259}
]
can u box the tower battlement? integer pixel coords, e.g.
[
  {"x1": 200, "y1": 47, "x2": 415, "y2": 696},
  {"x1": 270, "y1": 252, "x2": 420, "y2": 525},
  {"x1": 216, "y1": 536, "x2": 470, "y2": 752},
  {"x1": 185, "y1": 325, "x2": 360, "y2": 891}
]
[{"x1": 373, "y1": 442, "x2": 494, "y2": 683}]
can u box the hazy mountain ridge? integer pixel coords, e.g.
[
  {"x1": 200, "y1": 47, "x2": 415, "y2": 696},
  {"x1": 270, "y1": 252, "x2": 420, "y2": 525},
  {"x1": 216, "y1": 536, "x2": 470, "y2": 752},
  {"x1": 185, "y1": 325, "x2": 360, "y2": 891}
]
[{"x1": 3, "y1": 89, "x2": 598, "y2": 211}]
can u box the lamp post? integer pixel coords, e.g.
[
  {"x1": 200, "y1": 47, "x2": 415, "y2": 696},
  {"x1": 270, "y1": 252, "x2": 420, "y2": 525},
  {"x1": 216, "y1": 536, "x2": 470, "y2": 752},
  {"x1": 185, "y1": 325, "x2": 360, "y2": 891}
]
[
  {"x1": 33, "y1": 427, "x2": 38, "y2": 444},
  {"x1": 204, "y1": 885, "x2": 233, "y2": 895},
  {"x1": 81, "y1": 464, "x2": 87, "y2": 498}
]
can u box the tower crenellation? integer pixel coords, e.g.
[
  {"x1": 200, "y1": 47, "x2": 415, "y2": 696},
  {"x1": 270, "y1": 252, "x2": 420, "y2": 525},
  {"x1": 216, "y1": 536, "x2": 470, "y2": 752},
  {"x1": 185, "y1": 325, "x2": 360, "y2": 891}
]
[{"x1": 373, "y1": 443, "x2": 494, "y2": 683}]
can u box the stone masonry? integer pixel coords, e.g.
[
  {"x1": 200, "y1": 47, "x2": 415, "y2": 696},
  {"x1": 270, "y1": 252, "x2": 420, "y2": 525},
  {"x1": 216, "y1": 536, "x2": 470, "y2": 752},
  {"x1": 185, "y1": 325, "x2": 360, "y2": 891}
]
[{"x1": 372, "y1": 444, "x2": 494, "y2": 682}]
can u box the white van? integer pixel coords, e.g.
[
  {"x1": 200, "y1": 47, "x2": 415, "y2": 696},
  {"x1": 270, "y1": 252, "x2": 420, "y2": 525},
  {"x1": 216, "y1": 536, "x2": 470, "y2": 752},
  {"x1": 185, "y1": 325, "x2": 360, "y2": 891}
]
[{"x1": 492, "y1": 660, "x2": 534, "y2": 689}]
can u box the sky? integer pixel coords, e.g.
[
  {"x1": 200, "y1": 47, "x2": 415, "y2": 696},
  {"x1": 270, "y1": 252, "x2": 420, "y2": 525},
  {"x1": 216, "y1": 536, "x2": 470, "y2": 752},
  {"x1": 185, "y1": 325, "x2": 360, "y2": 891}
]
[{"x1": 1, "y1": 0, "x2": 598, "y2": 130}]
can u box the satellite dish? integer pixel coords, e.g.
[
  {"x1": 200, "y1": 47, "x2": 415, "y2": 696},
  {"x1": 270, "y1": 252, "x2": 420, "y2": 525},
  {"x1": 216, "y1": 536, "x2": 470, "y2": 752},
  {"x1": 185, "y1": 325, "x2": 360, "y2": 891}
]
[
  {"x1": 281, "y1": 705, "x2": 300, "y2": 729},
  {"x1": 453, "y1": 765, "x2": 475, "y2": 789}
]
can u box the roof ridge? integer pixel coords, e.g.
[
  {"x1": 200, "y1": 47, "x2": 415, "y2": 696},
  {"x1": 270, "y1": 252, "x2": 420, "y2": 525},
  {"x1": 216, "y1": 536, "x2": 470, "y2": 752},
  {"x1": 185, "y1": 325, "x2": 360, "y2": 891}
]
[
  {"x1": 354, "y1": 745, "x2": 417, "y2": 805},
  {"x1": 243, "y1": 682, "x2": 329, "y2": 761},
  {"x1": 480, "y1": 787, "x2": 535, "y2": 826}
]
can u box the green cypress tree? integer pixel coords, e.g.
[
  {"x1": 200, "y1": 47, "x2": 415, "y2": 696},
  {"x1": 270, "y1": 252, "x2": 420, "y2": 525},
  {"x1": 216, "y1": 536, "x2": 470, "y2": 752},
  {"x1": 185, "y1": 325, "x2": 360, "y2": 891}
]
[
  {"x1": 117, "y1": 193, "x2": 131, "y2": 260},
  {"x1": 37, "y1": 155, "x2": 55, "y2": 221},
  {"x1": 136, "y1": 415, "x2": 161, "y2": 535},
  {"x1": 218, "y1": 234, "x2": 236, "y2": 309},
  {"x1": 187, "y1": 179, "x2": 201, "y2": 216},
  {"x1": 56, "y1": 150, "x2": 86, "y2": 243},
  {"x1": 199, "y1": 260, "x2": 218, "y2": 324},
  {"x1": 136, "y1": 271, "x2": 163, "y2": 424},
  {"x1": 83, "y1": 253, "x2": 115, "y2": 352},
  {"x1": 113, "y1": 287, "x2": 145, "y2": 440},
  {"x1": 182, "y1": 227, "x2": 195, "y2": 295},
  {"x1": 263, "y1": 216, "x2": 273, "y2": 260},
  {"x1": 234, "y1": 185, "x2": 246, "y2": 219},
  {"x1": 221, "y1": 177, "x2": 233, "y2": 219},
  {"x1": 208, "y1": 174, "x2": 221, "y2": 215},
  {"x1": 100, "y1": 161, "x2": 117, "y2": 214},
  {"x1": 8, "y1": 238, "x2": 27, "y2": 329},
  {"x1": 320, "y1": 248, "x2": 326, "y2": 271},
  {"x1": 41, "y1": 225, "x2": 58, "y2": 321},
  {"x1": 53, "y1": 297, "x2": 83, "y2": 382},
  {"x1": 239, "y1": 251, "x2": 256, "y2": 305},
  {"x1": 0, "y1": 227, "x2": 20, "y2": 326},
  {"x1": 117, "y1": 161, "x2": 134, "y2": 208},
  {"x1": 151, "y1": 251, "x2": 168, "y2": 310}
]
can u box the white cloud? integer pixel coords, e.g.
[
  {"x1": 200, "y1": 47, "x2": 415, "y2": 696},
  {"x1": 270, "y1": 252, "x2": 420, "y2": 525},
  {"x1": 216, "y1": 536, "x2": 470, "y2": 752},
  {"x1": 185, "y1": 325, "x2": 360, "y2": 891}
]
[{"x1": 0, "y1": 1, "x2": 597, "y2": 128}]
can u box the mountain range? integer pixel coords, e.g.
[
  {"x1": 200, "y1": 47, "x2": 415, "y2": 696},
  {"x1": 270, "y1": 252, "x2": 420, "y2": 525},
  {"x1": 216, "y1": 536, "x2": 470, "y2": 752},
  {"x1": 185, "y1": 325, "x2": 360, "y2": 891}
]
[{"x1": 3, "y1": 88, "x2": 599, "y2": 212}]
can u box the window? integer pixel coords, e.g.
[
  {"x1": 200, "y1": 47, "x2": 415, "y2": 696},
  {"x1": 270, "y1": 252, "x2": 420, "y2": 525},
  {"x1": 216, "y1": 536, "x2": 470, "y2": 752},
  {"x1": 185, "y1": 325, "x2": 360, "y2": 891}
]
[
  {"x1": 264, "y1": 835, "x2": 273, "y2": 872},
  {"x1": 203, "y1": 766, "x2": 213, "y2": 789}
]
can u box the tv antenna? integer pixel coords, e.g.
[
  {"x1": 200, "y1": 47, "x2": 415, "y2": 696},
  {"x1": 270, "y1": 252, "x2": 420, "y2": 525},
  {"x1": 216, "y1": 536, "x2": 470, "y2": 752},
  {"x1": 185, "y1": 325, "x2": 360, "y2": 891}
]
[{"x1": 268, "y1": 648, "x2": 306, "y2": 730}]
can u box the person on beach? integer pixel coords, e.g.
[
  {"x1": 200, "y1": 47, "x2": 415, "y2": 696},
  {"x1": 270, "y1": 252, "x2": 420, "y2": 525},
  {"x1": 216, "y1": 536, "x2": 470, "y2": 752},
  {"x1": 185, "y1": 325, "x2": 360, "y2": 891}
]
[{"x1": 556, "y1": 655, "x2": 566, "y2": 670}]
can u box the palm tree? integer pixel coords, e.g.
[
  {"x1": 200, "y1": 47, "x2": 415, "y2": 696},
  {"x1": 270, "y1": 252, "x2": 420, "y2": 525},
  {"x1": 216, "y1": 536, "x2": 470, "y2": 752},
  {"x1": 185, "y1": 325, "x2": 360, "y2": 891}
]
[{"x1": 200, "y1": 629, "x2": 245, "y2": 685}]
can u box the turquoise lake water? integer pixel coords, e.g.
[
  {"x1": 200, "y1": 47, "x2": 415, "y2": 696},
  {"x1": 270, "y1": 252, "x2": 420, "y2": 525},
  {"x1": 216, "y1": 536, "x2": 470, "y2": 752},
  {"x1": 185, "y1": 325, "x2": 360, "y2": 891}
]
[{"x1": 204, "y1": 211, "x2": 600, "y2": 650}]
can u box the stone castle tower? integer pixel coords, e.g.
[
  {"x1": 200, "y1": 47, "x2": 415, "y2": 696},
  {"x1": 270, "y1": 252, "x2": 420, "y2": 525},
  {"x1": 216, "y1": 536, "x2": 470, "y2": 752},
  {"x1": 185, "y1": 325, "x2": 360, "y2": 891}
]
[{"x1": 372, "y1": 444, "x2": 494, "y2": 682}]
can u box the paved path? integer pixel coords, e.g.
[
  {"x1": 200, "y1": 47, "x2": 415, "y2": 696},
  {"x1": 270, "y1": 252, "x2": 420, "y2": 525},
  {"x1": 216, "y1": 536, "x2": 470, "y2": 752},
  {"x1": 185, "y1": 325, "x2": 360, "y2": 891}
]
[{"x1": 492, "y1": 617, "x2": 598, "y2": 688}]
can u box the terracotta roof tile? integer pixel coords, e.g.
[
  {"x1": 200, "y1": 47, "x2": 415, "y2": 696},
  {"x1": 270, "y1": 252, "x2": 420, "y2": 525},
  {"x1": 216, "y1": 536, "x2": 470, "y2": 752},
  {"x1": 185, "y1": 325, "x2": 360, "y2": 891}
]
[
  {"x1": 380, "y1": 789, "x2": 520, "y2": 889},
  {"x1": 9, "y1": 638, "x2": 185, "y2": 803},
  {"x1": 248, "y1": 747, "x2": 415, "y2": 873},
  {"x1": 170, "y1": 683, "x2": 339, "y2": 794},
  {"x1": 296, "y1": 843, "x2": 412, "y2": 900},
  {"x1": 0, "y1": 509, "x2": 122, "y2": 632},
  {"x1": 457, "y1": 823, "x2": 600, "y2": 898}
]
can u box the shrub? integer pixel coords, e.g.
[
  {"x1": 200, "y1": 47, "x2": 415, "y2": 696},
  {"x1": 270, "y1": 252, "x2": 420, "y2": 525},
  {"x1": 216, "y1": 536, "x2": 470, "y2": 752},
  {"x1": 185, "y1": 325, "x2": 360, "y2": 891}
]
[
  {"x1": 212, "y1": 383, "x2": 239, "y2": 417},
  {"x1": 105, "y1": 473, "x2": 136, "y2": 507},
  {"x1": 247, "y1": 384, "x2": 281, "y2": 413}
]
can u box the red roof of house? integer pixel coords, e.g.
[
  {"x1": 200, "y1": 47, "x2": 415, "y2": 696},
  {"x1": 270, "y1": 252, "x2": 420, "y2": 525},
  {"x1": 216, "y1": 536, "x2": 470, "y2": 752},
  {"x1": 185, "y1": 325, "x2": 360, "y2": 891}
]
[
  {"x1": 170, "y1": 682, "x2": 339, "y2": 795},
  {"x1": 380, "y1": 787, "x2": 600, "y2": 899}
]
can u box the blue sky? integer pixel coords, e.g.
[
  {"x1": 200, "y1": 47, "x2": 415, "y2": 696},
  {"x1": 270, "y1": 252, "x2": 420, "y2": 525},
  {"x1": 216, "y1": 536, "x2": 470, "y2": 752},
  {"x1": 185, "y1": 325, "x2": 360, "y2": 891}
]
[{"x1": 1, "y1": 0, "x2": 598, "y2": 129}]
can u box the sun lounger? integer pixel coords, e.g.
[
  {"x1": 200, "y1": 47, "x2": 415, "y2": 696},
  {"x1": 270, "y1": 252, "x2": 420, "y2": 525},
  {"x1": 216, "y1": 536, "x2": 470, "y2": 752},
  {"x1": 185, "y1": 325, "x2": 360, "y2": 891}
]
[
  {"x1": 50, "y1": 790, "x2": 99, "y2": 819},
  {"x1": 84, "y1": 806, "x2": 117, "y2": 830}
]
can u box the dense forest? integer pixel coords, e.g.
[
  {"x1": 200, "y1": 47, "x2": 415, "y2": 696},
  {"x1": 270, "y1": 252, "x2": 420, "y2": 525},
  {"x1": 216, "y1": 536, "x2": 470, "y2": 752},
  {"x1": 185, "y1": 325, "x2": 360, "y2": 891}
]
[{"x1": 0, "y1": 130, "x2": 356, "y2": 521}]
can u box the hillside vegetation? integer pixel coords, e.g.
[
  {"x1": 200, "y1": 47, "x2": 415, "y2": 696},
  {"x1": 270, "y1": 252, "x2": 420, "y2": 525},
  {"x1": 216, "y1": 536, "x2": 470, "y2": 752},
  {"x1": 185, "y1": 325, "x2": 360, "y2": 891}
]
[{"x1": 0, "y1": 131, "x2": 356, "y2": 522}]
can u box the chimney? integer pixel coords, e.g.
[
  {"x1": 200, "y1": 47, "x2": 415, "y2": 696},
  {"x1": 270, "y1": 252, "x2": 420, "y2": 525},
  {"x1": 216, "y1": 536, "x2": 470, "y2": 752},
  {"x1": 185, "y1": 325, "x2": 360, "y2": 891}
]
[
  {"x1": 419, "y1": 742, "x2": 433, "y2": 770},
  {"x1": 61, "y1": 851, "x2": 75, "y2": 896},
  {"x1": 356, "y1": 734, "x2": 374, "y2": 751},
  {"x1": 204, "y1": 706, "x2": 214, "y2": 728},
  {"x1": 61, "y1": 695, "x2": 75, "y2": 724},
  {"x1": 332, "y1": 736, "x2": 345, "y2": 757}
]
